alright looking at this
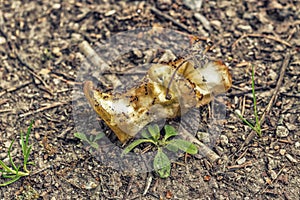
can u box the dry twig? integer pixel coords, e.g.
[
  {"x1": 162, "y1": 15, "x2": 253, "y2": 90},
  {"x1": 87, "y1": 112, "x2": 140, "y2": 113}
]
[
  {"x1": 232, "y1": 33, "x2": 292, "y2": 49},
  {"x1": 150, "y1": 7, "x2": 192, "y2": 34},
  {"x1": 15, "y1": 52, "x2": 53, "y2": 95},
  {"x1": 19, "y1": 102, "x2": 68, "y2": 118},
  {"x1": 179, "y1": 127, "x2": 220, "y2": 162}
]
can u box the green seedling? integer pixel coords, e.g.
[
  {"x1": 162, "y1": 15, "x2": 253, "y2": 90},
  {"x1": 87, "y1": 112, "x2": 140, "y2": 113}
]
[
  {"x1": 235, "y1": 65, "x2": 262, "y2": 137},
  {"x1": 0, "y1": 121, "x2": 35, "y2": 187},
  {"x1": 122, "y1": 124, "x2": 198, "y2": 178},
  {"x1": 74, "y1": 132, "x2": 105, "y2": 152}
]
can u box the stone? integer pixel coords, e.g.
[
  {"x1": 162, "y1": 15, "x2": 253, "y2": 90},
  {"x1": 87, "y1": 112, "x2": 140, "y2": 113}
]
[
  {"x1": 219, "y1": 135, "x2": 228, "y2": 146},
  {"x1": 276, "y1": 125, "x2": 289, "y2": 138}
]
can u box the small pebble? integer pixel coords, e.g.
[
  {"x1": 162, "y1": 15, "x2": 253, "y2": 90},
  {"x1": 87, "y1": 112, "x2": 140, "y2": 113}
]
[
  {"x1": 0, "y1": 36, "x2": 6, "y2": 45},
  {"x1": 276, "y1": 125, "x2": 289, "y2": 137},
  {"x1": 273, "y1": 145, "x2": 280, "y2": 150},
  {"x1": 197, "y1": 132, "x2": 210, "y2": 143},
  {"x1": 52, "y1": 47, "x2": 62, "y2": 57},
  {"x1": 52, "y1": 3, "x2": 61, "y2": 9},
  {"x1": 237, "y1": 24, "x2": 252, "y2": 31},
  {"x1": 295, "y1": 141, "x2": 300, "y2": 148},
  {"x1": 269, "y1": 169, "x2": 277, "y2": 180},
  {"x1": 219, "y1": 135, "x2": 229, "y2": 146},
  {"x1": 237, "y1": 157, "x2": 246, "y2": 165},
  {"x1": 279, "y1": 149, "x2": 286, "y2": 156},
  {"x1": 225, "y1": 8, "x2": 236, "y2": 17},
  {"x1": 183, "y1": 0, "x2": 202, "y2": 10},
  {"x1": 105, "y1": 10, "x2": 116, "y2": 17}
]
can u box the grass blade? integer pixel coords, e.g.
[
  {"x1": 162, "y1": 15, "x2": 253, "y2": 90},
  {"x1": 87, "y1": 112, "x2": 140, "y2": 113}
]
[
  {"x1": 8, "y1": 140, "x2": 17, "y2": 171},
  {"x1": 0, "y1": 175, "x2": 21, "y2": 187},
  {"x1": 251, "y1": 65, "x2": 261, "y2": 136},
  {"x1": 0, "y1": 160, "x2": 13, "y2": 173}
]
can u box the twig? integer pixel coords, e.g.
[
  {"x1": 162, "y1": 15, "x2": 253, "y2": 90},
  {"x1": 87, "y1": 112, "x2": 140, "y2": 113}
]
[
  {"x1": 123, "y1": 176, "x2": 134, "y2": 200},
  {"x1": 242, "y1": 53, "x2": 291, "y2": 146},
  {"x1": 15, "y1": 51, "x2": 53, "y2": 95},
  {"x1": 0, "y1": 99, "x2": 9, "y2": 106},
  {"x1": 19, "y1": 102, "x2": 67, "y2": 118},
  {"x1": 179, "y1": 126, "x2": 220, "y2": 162},
  {"x1": 260, "y1": 165, "x2": 286, "y2": 194},
  {"x1": 50, "y1": 73, "x2": 83, "y2": 86},
  {"x1": 79, "y1": 40, "x2": 110, "y2": 72},
  {"x1": 232, "y1": 33, "x2": 292, "y2": 49},
  {"x1": 0, "y1": 109, "x2": 13, "y2": 114},
  {"x1": 143, "y1": 174, "x2": 153, "y2": 196},
  {"x1": 150, "y1": 7, "x2": 192, "y2": 34},
  {"x1": 30, "y1": 165, "x2": 52, "y2": 176},
  {"x1": 227, "y1": 161, "x2": 252, "y2": 170},
  {"x1": 0, "y1": 81, "x2": 32, "y2": 98}
]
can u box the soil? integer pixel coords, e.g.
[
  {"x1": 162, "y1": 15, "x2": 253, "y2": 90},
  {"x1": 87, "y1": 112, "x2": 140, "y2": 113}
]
[{"x1": 0, "y1": 0, "x2": 299, "y2": 199}]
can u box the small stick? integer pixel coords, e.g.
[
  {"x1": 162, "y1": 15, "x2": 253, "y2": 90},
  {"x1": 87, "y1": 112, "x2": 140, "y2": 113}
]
[
  {"x1": 243, "y1": 53, "x2": 291, "y2": 146},
  {"x1": 15, "y1": 52, "x2": 53, "y2": 95},
  {"x1": 150, "y1": 7, "x2": 192, "y2": 33},
  {"x1": 0, "y1": 81, "x2": 32, "y2": 98},
  {"x1": 179, "y1": 126, "x2": 220, "y2": 162},
  {"x1": 241, "y1": 95, "x2": 246, "y2": 116},
  {"x1": 143, "y1": 174, "x2": 153, "y2": 196},
  {"x1": 260, "y1": 165, "x2": 286, "y2": 194},
  {"x1": 0, "y1": 109, "x2": 13, "y2": 114},
  {"x1": 19, "y1": 102, "x2": 67, "y2": 118},
  {"x1": 0, "y1": 99, "x2": 9, "y2": 106},
  {"x1": 232, "y1": 33, "x2": 292, "y2": 49},
  {"x1": 50, "y1": 73, "x2": 83, "y2": 86},
  {"x1": 79, "y1": 40, "x2": 110, "y2": 72},
  {"x1": 123, "y1": 176, "x2": 134, "y2": 200},
  {"x1": 227, "y1": 161, "x2": 252, "y2": 170}
]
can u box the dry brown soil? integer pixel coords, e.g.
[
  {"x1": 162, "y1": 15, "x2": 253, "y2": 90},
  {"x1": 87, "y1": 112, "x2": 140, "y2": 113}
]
[{"x1": 0, "y1": 0, "x2": 299, "y2": 199}]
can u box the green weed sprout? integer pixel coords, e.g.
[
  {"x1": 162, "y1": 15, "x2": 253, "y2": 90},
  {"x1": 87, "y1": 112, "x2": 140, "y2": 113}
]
[
  {"x1": 0, "y1": 121, "x2": 34, "y2": 187},
  {"x1": 74, "y1": 132, "x2": 105, "y2": 153},
  {"x1": 122, "y1": 124, "x2": 198, "y2": 178},
  {"x1": 235, "y1": 65, "x2": 262, "y2": 136}
]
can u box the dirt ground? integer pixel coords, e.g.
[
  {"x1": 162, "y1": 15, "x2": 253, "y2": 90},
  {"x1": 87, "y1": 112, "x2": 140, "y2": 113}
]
[{"x1": 0, "y1": 0, "x2": 299, "y2": 199}]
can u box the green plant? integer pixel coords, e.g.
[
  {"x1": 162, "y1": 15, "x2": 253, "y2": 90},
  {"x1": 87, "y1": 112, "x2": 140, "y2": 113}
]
[
  {"x1": 235, "y1": 65, "x2": 262, "y2": 136},
  {"x1": 74, "y1": 132, "x2": 105, "y2": 152},
  {"x1": 0, "y1": 121, "x2": 35, "y2": 187},
  {"x1": 122, "y1": 124, "x2": 198, "y2": 178}
]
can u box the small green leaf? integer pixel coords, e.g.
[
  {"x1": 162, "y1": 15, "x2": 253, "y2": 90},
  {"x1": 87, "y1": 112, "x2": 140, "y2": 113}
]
[
  {"x1": 74, "y1": 132, "x2": 89, "y2": 142},
  {"x1": 165, "y1": 143, "x2": 179, "y2": 152},
  {"x1": 141, "y1": 129, "x2": 151, "y2": 139},
  {"x1": 148, "y1": 124, "x2": 160, "y2": 141},
  {"x1": 163, "y1": 125, "x2": 178, "y2": 141},
  {"x1": 169, "y1": 139, "x2": 198, "y2": 155},
  {"x1": 89, "y1": 135, "x2": 94, "y2": 142},
  {"x1": 90, "y1": 142, "x2": 99, "y2": 149},
  {"x1": 94, "y1": 132, "x2": 105, "y2": 141},
  {"x1": 154, "y1": 149, "x2": 171, "y2": 178},
  {"x1": 122, "y1": 139, "x2": 156, "y2": 156}
]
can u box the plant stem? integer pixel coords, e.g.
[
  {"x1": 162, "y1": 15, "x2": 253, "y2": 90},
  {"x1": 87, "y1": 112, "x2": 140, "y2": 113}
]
[{"x1": 251, "y1": 65, "x2": 261, "y2": 136}]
